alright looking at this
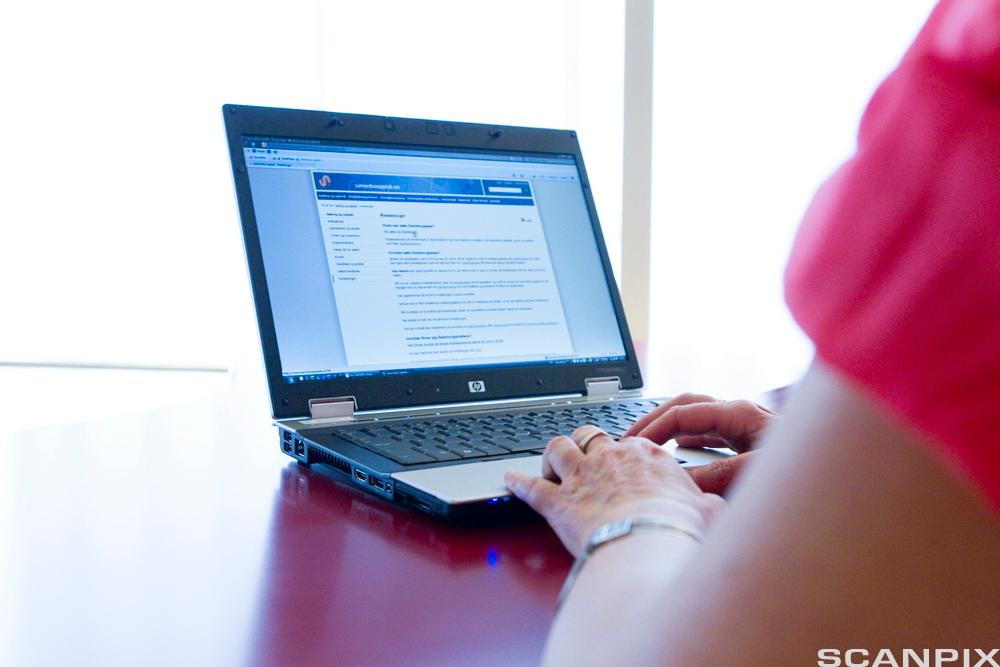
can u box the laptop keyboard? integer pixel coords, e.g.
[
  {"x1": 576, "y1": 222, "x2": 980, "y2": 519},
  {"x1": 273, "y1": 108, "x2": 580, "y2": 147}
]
[{"x1": 334, "y1": 399, "x2": 682, "y2": 466}]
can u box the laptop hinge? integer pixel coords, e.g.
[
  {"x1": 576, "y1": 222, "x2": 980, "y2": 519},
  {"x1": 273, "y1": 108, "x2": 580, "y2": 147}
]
[
  {"x1": 585, "y1": 376, "x2": 622, "y2": 396},
  {"x1": 308, "y1": 395, "x2": 357, "y2": 420}
]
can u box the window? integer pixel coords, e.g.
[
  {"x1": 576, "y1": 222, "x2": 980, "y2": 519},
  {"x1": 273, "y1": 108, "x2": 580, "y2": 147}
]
[
  {"x1": 646, "y1": 0, "x2": 938, "y2": 397},
  {"x1": 0, "y1": 1, "x2": 625, "y2": 370}
]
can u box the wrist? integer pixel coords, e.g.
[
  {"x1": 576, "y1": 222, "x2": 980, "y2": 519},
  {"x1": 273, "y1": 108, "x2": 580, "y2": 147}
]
[{"x1": 558, "y1": 517, "x2": 703, "y2": 608}]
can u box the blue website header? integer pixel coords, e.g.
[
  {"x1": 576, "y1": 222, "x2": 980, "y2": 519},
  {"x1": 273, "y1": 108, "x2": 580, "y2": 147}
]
[
  {"x1": 481, "y1": 180, "x2": 532, "y2": 196},
  {"x1": 313, "y1": 172, "x2": 534, "y2": 205},
  {"x1": 315, "y1": 173, "x2": 488, "y2": 196}
]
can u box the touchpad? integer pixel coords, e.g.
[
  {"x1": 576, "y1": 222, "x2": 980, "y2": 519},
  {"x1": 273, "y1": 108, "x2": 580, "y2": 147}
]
[{"x1": 391, "y1": 455, "x2": 542, "y2": 505}]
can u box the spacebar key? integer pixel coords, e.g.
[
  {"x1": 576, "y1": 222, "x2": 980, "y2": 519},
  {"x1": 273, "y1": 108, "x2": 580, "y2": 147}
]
[{"x1": 502, "y1": 438, "x2": 552, "y2": 452}]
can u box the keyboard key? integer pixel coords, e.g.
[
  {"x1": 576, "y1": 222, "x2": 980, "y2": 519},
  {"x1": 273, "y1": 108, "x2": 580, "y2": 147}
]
[
  {"x1": 368, "y1": 441, "x2": 396, "y2": 450},
  {"x1": 475, "y1": 444, "x2": 511, "y2": 456},
  {"x1": 394, "y1": 450, "x2": 436, "y2": 465},
  {"x1": 503, "y1": 438, "x2": 551, "y2": 453},
  {"x1": 426, "y1": 448, "x2": 460, "y2": 461},
  {"x1": 448, "y1": 446, "x2": 486, "y2": 459}
]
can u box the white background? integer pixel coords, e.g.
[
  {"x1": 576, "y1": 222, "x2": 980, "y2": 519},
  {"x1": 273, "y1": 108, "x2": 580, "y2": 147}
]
[
  {"x1": 647, "y1": 0, "x2": 936, "y2": 398},
  {"x1": 0, "y1": 0, "x2": 623, "y2": 371}
]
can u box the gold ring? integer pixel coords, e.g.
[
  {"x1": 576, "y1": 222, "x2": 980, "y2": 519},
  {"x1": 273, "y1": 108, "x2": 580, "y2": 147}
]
[{"x1": 576, "y1": 428, "x2": 607, "y2": 453}]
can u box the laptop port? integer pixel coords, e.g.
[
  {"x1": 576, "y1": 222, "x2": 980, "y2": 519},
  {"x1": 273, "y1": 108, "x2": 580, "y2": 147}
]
[
  {"x1": 354, "y1": 469, "x2": 368, "y2": 483},
  {"x1": 283, "y1": 431, "x2": 292, "y2": 442},
  {"x1": 294, "y1": 439, "x2": 305, "y2": 456},
  {"x1": 282, "y1": 441, "x2": 293, "y2": 454},
  {"x1": 373, "y1": 479, "x2": 385, "y2": 490}
]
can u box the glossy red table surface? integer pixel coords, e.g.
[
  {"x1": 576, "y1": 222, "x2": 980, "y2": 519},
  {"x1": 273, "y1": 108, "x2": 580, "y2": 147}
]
[{"x1": 2, "y1": 390, "x2": 571, "y2": 666}]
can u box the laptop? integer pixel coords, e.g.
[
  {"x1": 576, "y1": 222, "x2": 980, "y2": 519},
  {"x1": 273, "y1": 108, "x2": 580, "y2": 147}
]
[{"x1": 223, "y1": 104, "x2": 727, "y2": 520}]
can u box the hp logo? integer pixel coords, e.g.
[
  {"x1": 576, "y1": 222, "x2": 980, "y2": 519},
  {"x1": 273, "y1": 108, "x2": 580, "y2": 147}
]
[{"x1": 468, "y1": 380, "x2": 486, "y2": 393}]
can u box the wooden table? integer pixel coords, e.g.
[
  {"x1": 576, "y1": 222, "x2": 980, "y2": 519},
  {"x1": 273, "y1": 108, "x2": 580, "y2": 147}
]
[{"x1": 2, "y1": 385, "x2": 571, "y2": 666}]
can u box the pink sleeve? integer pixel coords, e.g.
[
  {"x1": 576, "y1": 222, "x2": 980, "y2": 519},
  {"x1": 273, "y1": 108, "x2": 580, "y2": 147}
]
[{"x1": 784, "y1": 0, "x2": 1000, "y2": 514}]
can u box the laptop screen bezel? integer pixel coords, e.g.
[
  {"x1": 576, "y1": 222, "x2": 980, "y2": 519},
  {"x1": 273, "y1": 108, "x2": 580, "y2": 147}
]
[{"x1": 223, "y1": 104, "x2": 643, "y2": 419}]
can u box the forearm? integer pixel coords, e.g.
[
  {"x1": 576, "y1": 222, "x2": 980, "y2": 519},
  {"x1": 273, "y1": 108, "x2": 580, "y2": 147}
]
[
  {"x1": 521, "y1": 364, "x2": 1000, "y2": 666},
  {"x1": 543, "y1": 531, "x2": 700, "y2": 667}
]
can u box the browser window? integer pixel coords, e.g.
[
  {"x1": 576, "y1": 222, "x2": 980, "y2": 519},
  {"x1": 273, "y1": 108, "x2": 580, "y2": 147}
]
[{"x1": 243, "y1": 136, "x2": 626, "y2": 384}]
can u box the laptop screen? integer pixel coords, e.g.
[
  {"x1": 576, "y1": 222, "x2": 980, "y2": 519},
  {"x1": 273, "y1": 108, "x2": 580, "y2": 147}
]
[{"x1": 243, "y1": 135, "x2": 627, "y2": 385}]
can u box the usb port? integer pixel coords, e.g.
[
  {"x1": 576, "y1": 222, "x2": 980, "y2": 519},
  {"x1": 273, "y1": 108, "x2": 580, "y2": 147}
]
[
  {"x1": 373, "y1": 479, "x2": 385, "y2": 490},
  {"x1": 354, "y1": 469, "x2": 368, "y2": 483},
  {"x1": 283, "y1": 431, "x2": 292, "y2": 442}
]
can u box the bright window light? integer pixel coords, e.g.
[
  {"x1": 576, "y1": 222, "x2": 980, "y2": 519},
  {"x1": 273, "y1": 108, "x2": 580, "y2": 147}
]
[
  {"x1": 646, "y1": 0, "x2": 938, "y2": 398},
  {"x1": 0, "y1": 1, "x2": 624, "y2": 370}
]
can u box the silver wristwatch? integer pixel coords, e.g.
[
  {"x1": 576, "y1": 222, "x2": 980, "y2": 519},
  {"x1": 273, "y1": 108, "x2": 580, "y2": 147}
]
[{"x1": 556, "y1": 517, "x2": 702, "y2": 608}]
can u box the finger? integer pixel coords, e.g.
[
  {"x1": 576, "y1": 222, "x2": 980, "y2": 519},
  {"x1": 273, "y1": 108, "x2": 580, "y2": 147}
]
[
  {"x1": 685, "y1": 452, "x2": 756, "y2": 495},
  {"x1": 540, "y1": 435, "x2": 584, "y2": 481},
  {"x1": 675, "y1": 434, "x2": 732, "y2": 450},
  {"x1": 570, "y1": 424, "x2": 615, "y2": 455},
  {"x1": 637, "y1": 400, "x2": 770, "y2": 453},
  {"x1": 624, "y1": 393, "x2": 719, "y2": 437},
  {"x1": 505, "y1": 469, "x2": 560, "y2": 515}
]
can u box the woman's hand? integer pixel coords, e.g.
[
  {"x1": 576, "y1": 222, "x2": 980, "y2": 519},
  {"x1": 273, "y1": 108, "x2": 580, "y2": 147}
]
[
  {"x1": 624, "y1": 393, "x2": 778, "y2": 495},
  {"x1": 625, "y1": 392, "x2": 775, "y2": 452},
  {"x1": 505, "y1": 426, "x2": 725, "y2": 557}
]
